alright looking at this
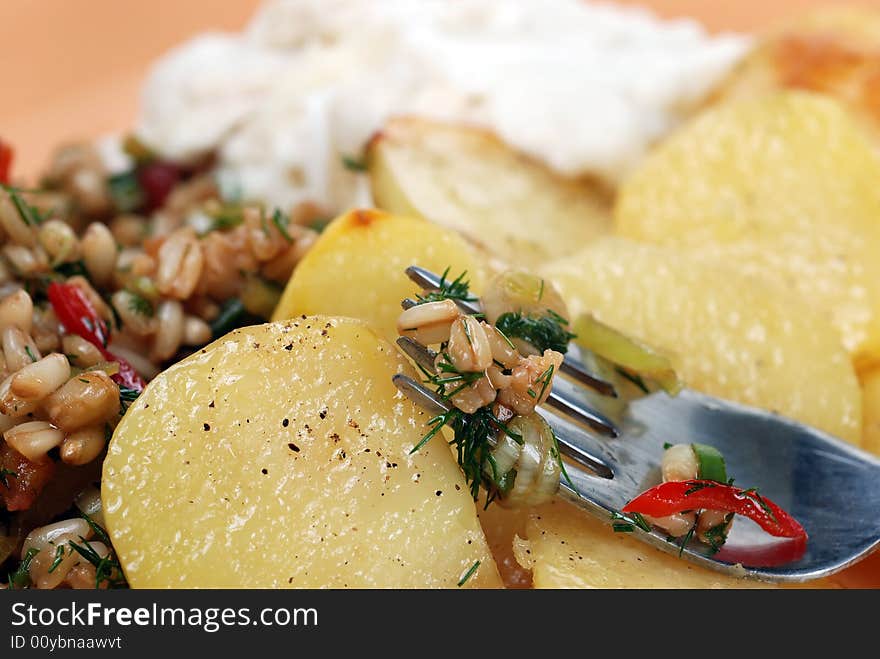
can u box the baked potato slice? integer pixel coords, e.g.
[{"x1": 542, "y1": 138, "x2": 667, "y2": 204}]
[
  {"x1": 518, "y1": 498, "x2": 843, "y2": 589},
  {"x1": 711, "y1": 6, "x2": 880, "y2": 143},
  {"x1": 102, "y1": 317, "x2": 502, "y2": 588},
  {"x1": 541, "y1": 237, "x2": 862, "y2": 444},
  {"x1": 861, "y1": 367, "x2": 880, "y2": 456},
  {"x1": 271, "y1": 209, "x2": 488, "y2": 342},
  {"x1": 367, "y1": 117, "x2": 612, "y2": 270},
  {"x1": 615, "y1": 92, "x2": 880, "y2": 366}
]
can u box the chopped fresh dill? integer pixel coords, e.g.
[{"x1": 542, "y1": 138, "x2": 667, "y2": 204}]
[
  {"x1": 7, "y1": 548, "x2": 39, "y2": 590},
  {"x1": 118, "y1": 386, "x2": 141, "y2": 414},
  {"x1": 47, "y1": 545, "x2": 67, "y2": 574},
  {"x1": 495, "y1": 310, "x2": 575, "y2": 354},
  {"x1": 684, "y1": 481, "x2": 717, "y2": 496},
  {"x1": 106, "y1": 171, "x2": 144, "y2": 213},
  {"x1": 677, "y1": 526, "x2": 696, "y2": 557},
  {"x1": 80, "y1": 511, "x2": 112, "y2": 546},
  {"x1": 738, "y1": 488, "x2": 778, "y2": 524},
  {"x1": 24, "y1": 345, "x2": 37, "y2": 363},
  {"x1": 341, "y1": 154, "x2": 367, "y2": 172},
  {"x1": 270, "y1": 208, "x2": 294, "y2": 243},
  {"x1": 1, "y1": 184, "x2": 47, "y2": 226},
  {"x1": 611, "y1": 510, "x2": 652, "y2": 534},
  {"x1": 126, "y1": 291, "x2": 154, "y2": 317},
  {"x1": 701, "y1": 514, "x2": 733, "y2": 554},
  {"x1": 68, "y1": 535, "x2": 127, "y2": 589},
  {"x1": 536, "y1": 364, "x2": 554, "y2": 401},
  {"x1": 209, "y1": 203, "x2": 245, "y2": 231},
  {"x1": 457, "y1": 560, "x2": 481, "y2": 587},
  {"x1": 415, "y1": 268, "x2": 477, "y2": 306},
  {"x1": 0, "y1": 467, "x2": 17, "y2": 488},
  {"x1": 550, "y1": 427, "x2": 578, "y2": 495}
]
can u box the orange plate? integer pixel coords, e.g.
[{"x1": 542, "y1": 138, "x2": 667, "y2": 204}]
[{"x1": 0, "y1": 0, "x2": 877, "y2": 587}]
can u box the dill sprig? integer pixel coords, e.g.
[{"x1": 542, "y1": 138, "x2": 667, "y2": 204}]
[
  {"x1": 701, "y1": 513, "x2": 734, "y2": 555},
  {"x1": 341, "y1": 154, "x2": 367, "y2": 172},
  {"x1": 457, "y1": 560, "x2": 481, "y2": 587},
  {"x1": 126, "y1": 291, "x2": 154, "y2": 317},
  {"x1": 495, "y1": 309, "x2": 575, "y2": 354},
  {"x1": 270, "y1": 208, "x2": 294, "y2": 243},
  {"x1": 415, "y1": 268, "x2": 477, "y2": 306},
  {"x1": 68, "y1": 538, "x2": 127, "y2": 589},
  {"x1": 1, "y1": 184, "x2": 48, "y2": 226},
  {"x1": 47, "y1": 545, "x2": 68, "y2": 574},
  {"x1": 7, "y1": 547, "x2": 40, "y2": 590},
  {"x1": 118, "y1": 386, "x2": 141, "y2": 414},
  {"x1": 611, "y1": 510, "x2": 652, "y2": 533}
]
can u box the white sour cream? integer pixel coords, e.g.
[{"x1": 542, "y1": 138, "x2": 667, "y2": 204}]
[{"x1": 136, "y1": 0, "x2": 749, "y2": 212}]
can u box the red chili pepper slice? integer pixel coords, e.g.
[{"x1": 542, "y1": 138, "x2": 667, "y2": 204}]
[
  {"x1": 622, "y1": 479, "x2": 807, "y2": 542},
  {"x1": 0, "y1": 140, "x2": 13, "y2": 185},
  {"x1": 47, "y1": 281, "x2": 146, "y2": 392}
]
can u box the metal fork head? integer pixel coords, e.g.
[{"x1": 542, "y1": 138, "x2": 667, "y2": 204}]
[{"x1": 397, "y1": 265, "x2": 880, "y2": 583}]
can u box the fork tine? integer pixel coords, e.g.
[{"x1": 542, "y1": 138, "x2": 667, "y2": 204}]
[
  {"x1": 396, "y1": 337, "x2": 437, "y2": 371},
  {"x1": 395, "y1": 336, "x2": 618, "y2": 437},
  {"x1": 405, "y1": 265, "x2": 618, "y2": 397},
  {"x1": 545, "y1": 382, "x2": 619, "y2": 438},
  {"x1": 392, "y1": 374, "x2": 450, "y2": 415},
  {"x1": 560, "y1": 344, "x2": 618, "y2": 398}
]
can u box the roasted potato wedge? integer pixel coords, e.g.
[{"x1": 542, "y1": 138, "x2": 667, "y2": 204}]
[
  {"x1": 367, "y1": 117, "x2": 612, "y2": 270},
  {"x1": 541, "y1": 237, "x2": 862, "y2": 444},
  {"x1": 271, "y1": 209, "x2": 488, "y2": 342},
  {"x1": 615, "y1": 92, "x2": 880, "y2": 366},
  {"x1": 711, "y1": 6, "x2": 880, "y2": 143},
  {"x1": 103, "y1": 318, "x2": 502, "y2": 588}
]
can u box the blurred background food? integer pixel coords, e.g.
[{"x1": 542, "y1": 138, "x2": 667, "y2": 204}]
[
  {"x1": 2, "y1": 0, "x2": 879, "y2": 178},
  {"x1": 4, "y1": 0, "x2": 880, "y2": 588}
]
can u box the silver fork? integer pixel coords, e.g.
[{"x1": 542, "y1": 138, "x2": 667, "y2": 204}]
[{"x1": 394, "y1": 265, "x2": 880, "y2": 583}]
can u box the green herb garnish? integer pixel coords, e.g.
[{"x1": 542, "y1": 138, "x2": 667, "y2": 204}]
[
  {"x1": 7, "y1": 548, "x2": 39, "y2": 590},
  {"x1": 118, "y1": 386, "x2": 141, "y2": 415},
  {"x1": 1, "y1": 184, "x2": 46, "y2": 226},
  {"x1": 126, "y1": 291, "x2": 154, "y2": 317},
  {"x1": 611, "y1": 510, "x2": 652, "y2": 533},
  {"x1": 415, "y1": 268, "x2": 477, "y2": 307},
  {"x1": 107, "y1": 171, "x2": 144, "y2": 213},
  {"x1": 457, "y1": 560, "x2": 481, "y2": 587},
  {"x1": 341, "y1": 154, "x2": 367, "y2": 172},
  {"x1": 270, "y1": 208, "x2": 294, "y2": 243},
  {"x1": 68, "y1": 536, "x2": 127, "y2": 589},
  {"x1": 495, "y1": 310, "x2": 575, "y2": 354},
  {"x1": 47, "y1": 545, "x2": 67, "y2": 574}
]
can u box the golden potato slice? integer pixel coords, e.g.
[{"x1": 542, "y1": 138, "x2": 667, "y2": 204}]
[
  {"x1": 523, "y1": 499, "x2": 769, "y2": 588},
  {"x1": 712, "y1": 6, "x2": 880, "y2": 143},
  {"x1": 861, "y1": 367, "x2": 880, "y2": 455},
  {"x1": 615, "y1": 92, "x2": 880, "y2": 364},
  {"x1": 541, "y1": 237, "x2": 862, "y2": 444},
  {"x1": 368, "y1": 117, "x2": 611, "y2": 271},
  {"x1": 271, "y1": 209, "x2": 487, "y2": 342},
  {"x1": 103, "y1": 318, "x2": 501, "y2": 588},
  {"x1": 521, "y1": 498, "x2": 841, "y2": 589}
]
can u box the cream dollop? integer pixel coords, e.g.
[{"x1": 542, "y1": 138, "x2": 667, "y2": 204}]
[{"x1": 136, "y1": 0, "x2": 749, "y2": 212}]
